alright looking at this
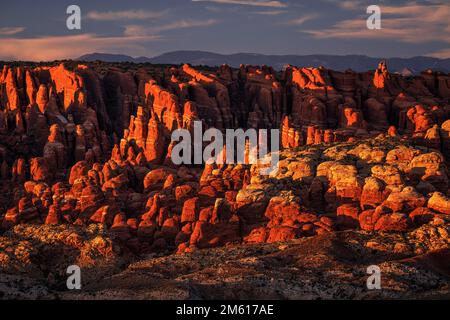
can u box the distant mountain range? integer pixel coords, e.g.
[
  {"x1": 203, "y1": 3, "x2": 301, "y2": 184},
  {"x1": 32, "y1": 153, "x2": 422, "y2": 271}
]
[{"x1": 77, "y1": 51, "x2": 450, "y2": 74}]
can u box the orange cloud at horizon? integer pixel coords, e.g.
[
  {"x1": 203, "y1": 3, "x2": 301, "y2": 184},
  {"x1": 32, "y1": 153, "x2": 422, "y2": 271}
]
[
  {"x1": 0, "y1": 33, "x2": 161, "y2": 61},
  {"x1": 428, "y1": 48, "x2": 450, "y2": 59}
]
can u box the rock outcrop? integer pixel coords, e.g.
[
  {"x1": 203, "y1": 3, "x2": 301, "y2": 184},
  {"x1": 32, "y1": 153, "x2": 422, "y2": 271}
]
[{"x1": 0, "y1": 60, "x2": 449, "y2": 267}]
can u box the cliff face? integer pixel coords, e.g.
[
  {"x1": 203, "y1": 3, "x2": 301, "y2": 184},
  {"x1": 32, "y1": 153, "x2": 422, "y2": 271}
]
[{"x1": 0, "y1": 60, "x2": 450, "y2": 258}]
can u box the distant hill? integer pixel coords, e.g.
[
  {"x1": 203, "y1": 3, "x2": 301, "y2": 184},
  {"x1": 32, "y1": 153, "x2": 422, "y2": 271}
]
[
  {"x1": 77, "y1": 51, "x2": 450, "y2": 74},
  {"x1": 77, "y1": 53, "x2": 141, "y2": 63}
]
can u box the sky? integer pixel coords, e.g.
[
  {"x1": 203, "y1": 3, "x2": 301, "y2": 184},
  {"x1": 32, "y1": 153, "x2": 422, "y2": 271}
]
[{"x1": 0, "y1": 0, "x2": 449, "y2": 61}]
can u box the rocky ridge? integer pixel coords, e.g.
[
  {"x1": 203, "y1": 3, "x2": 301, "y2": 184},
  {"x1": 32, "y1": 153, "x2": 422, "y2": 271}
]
[{"x1": 0, "y1": 60, "x2": 450, "y2": 299}]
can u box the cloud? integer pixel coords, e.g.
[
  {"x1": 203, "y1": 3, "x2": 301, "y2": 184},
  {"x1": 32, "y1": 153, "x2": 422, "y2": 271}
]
[
  {"x1": 428, "y1": 48, "x2": 450, "y2": 59},
  {"x1": 87, "y1": 9, "x2": 168, "y2": 21},
  {"x1": 0, "y1": 34, "x2": 161, "y2": 61},
  {"x1": 0, "y1": 27, "x2": 25, "y2": 36},
  {"x1": 285, "y1": 14, "x2": 319, "y2": 26},
  {"x1": 204, "y1": 5, "x2": 240, "y2": 13},
  {"x1": 251, "y1": 10, "x2": 287, "y2": 15},
  {"x1": 192, "y1": 0, "x2": 287, "y2": 8},
  {"x1": 328, "y1": 0, "x2": 363, "y2": 10},
  {"x1": 338, "y1": 1, "x2": 363, "y2": 10},
  {"x1": 0, "y1": 16, "x2": 219, "y2": 61},
  {"x1": 305, "y1": 3, "x2": 450, "y2": 44},
  {"x1": 124, "y1": 19, "x2": 219, "y2": 36}
]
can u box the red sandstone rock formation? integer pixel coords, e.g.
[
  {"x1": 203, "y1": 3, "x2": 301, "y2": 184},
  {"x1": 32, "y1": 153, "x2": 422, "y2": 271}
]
[{"x1": 0, "y1": 60, "x2": 450, "y2": 256}]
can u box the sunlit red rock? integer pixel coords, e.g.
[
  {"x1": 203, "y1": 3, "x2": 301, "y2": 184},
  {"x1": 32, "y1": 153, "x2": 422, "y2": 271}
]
[
  {"x1": 0, "y1": 60, "x2": 450, "y2": 258},
  {"x1": 428, "y1": 192, "x2": 450, "y2": 215}
]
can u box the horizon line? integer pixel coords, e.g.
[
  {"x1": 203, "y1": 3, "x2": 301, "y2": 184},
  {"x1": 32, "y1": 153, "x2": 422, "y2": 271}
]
[{"x1": 1, "y1": 50, "x2": 450, "y2": 63}]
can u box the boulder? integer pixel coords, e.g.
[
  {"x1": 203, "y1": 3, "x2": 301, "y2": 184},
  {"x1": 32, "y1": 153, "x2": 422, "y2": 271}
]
[{"x1": 428, "y1": 192, "x2": 450, "y2": 215}]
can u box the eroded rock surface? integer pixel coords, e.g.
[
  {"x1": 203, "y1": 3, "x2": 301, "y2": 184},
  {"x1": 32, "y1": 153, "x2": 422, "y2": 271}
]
[{"x1": 1, "y1": 61, "x2": 450, "y2": 299}]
